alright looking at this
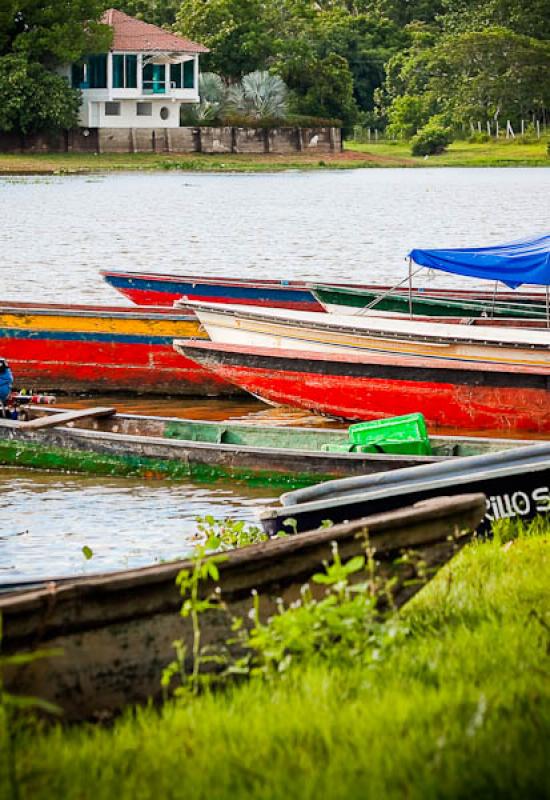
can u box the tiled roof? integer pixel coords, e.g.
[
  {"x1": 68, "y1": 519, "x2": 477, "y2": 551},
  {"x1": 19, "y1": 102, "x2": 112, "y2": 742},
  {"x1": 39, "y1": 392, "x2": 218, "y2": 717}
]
[{"x1": 101, "y1": 9, "x2": 209, "y2": 53}]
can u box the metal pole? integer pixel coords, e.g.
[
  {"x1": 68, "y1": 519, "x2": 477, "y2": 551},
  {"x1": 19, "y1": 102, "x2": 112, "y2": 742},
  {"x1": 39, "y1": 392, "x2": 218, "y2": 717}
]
[
  {"x1": 408, "y1": 257, "x2": 413, "y2": 320},
  {"x1": 490, "y1": 280, "x2": 499, "y2": 318},
  {"x1": 356, "y1": 265, "x2": 425, "y2": 316}
]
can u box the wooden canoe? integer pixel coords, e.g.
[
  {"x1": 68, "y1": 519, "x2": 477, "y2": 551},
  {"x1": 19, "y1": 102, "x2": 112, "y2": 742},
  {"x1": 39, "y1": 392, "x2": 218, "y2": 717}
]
[
  {"x1": 101, "y1": 270, "x2": 546, "y2": 311},
  {"x1": 0, "y1": 493, "x2": 485, "y2": 720},
  {"x1": 311, "y1": 284, "x2": 550, "y2": 320},
  {"x1": 0, "y1": 405, "x2": 538, "y2": 488},
  {"x1": 0, "y1": 301, "x2": 237, "y2": 396},
  {"x1": 178, "y1": 301, "x2": 550, "y2": 369},
  {"x1": 259, "y1": 443, "x2": 550, "y2": 536},
  {"x1": 175, "y1": 341, "x2": 550, "y2": 434}
]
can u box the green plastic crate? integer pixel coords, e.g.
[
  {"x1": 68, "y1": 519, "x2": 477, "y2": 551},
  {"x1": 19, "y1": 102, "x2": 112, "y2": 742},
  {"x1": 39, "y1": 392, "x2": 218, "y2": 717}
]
[
  {"x1": 352, "y1": 440, "x2": 432, "y2": 456},
  {"x1": 348, "y1": 413, "x2": 431, "y2": 455}
]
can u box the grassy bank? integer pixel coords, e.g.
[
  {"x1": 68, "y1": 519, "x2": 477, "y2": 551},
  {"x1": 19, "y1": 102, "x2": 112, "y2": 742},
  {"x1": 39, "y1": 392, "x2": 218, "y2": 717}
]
[
  {"x1": 5, "y1": 524, "x2": 549, "y2": 800},
  {"x1": 347, "y1": 138, "x2": 550, "y2": 167},
  {"x1": 0, "y1": 138, "x2": 547, "y2": 174}
]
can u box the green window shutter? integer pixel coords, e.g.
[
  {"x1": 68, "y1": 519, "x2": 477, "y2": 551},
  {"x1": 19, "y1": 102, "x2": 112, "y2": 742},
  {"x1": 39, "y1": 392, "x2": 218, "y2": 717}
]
[
  {"x1": 113, "y1": 54, "x2": 124, "y2": 88},
  {"x1": 183, "y1": 59, "x2": 194, "y2": 89},
  {"x1": 170, "y1": 63, "x2": 182, "y2": 88},
  {"x1": 126, "y1": 55, "x2": 137, "y2": 88}
]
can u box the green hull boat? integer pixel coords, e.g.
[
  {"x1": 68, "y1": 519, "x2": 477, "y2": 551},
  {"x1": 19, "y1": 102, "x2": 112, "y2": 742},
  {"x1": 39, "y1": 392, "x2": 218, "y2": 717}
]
[
  {"x1": 0, "y1": 405, "x2": 537, "y2": 489},
  {"x1": 312, "y1": 284, "x2": 548, "y2": 320}
]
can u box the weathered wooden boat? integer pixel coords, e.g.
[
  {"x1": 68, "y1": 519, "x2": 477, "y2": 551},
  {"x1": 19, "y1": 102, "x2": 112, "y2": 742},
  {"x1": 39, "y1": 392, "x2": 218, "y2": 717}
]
[
  {"x1": 0, "y1": 493, "x2": 485, "y2": 720},
  {"x1": 259, "y1": 443, "x2": 550, "y2": 536},
  {"x1": 176, "y1": 341, "x2": 550, "y2": 434},
  {"x1": 102, "y1": 271, "x2": 328, "y2": 311},
  {"x1": 0, "y1": 405, "x2": 535, "y2": 486},
  {"x1": 176, "y1": 302, "x2": 550, "y2": 369},
  {"x1": 101, "y1": 269, "x2": 545, "y2": 310},
  {"x1": 312, "y1": 284, "x2": 549, "y2": 319},
  {"x1": 0, "y1": 406, "x2": 534, "y2": 487},
  {"x1": 0, "y1": 301, "x2": 237, "y2": 396}
]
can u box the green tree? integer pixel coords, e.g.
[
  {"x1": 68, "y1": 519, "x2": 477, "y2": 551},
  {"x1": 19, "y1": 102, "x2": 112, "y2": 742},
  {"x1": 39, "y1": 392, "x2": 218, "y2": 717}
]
[
  {"x1": 176, "y1": 0, "x2": 275, "y2": 78},
  {"x1": 293, "y1": 53, "x2": 359, "y2": 127},
  {"x1": 0, "y1": 54, "x2": 81, "y2": 134},
  {"x1": 0, "y1": 0, "x2": 111, "y2": 65},
  {"x1": 441, "y1": 0, "x2": 550, "y2": 40},
  {"x1": 380, "y1": 8, "x2": 550, "y2": 136},
  {"x1": 0, "y1": 0, "x2": 111, "y2": 134},
  {"x1": 112, "y1": 0, "x2": 181, "y2": 28}
]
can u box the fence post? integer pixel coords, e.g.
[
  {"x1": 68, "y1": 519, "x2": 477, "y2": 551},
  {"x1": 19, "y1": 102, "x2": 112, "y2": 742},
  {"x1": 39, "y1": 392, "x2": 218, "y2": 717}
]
[
  {"x1": 521, "y1": 119, "x2": 525, "y2": 136},
  {"x1": 374, "y1": 129, "x2": 378, "y2": 142},
  {"x1": 536, "y1": 120, "x2": 541, "y2": 139}
]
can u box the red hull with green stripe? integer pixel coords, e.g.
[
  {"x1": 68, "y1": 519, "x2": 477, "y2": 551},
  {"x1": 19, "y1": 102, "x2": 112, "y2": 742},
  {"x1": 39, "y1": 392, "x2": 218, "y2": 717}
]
[{"x1": 177, "y1": 341, "x2": 550, "y2": 434}]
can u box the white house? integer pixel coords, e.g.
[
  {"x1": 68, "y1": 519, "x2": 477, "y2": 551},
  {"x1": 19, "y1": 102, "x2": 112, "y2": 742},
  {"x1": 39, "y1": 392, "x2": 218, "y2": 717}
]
[{"x1": 64, "y1": 9, "x2": 208, "y2": 129}]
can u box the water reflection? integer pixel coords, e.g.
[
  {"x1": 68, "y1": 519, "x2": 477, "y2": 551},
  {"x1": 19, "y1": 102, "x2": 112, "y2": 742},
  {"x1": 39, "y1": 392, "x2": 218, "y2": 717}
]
[{"x1": 0, "y1": 468, "x2": 276, "y2": 585}]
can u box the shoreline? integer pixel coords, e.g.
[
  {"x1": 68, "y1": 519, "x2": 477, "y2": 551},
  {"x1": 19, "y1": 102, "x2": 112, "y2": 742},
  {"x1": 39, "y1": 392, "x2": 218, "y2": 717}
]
[{"x1": 0, "y1": 140, "x2": 548, "y2": 175}]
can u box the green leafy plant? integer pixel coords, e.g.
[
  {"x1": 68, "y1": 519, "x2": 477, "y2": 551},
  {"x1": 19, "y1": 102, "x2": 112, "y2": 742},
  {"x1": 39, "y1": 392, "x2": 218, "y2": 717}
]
[
  {"x1": 411, "y1": 121, "x2": 453, "y2": 155},
  {"x1": 227, "y1": 538, "x2": 407, "y2": 679},
  {"x1": 195, "y1": 515, "x2": 267, "y2": 550},
  {"x1": 226, "y1": 71, "x2": 288, "y2": 120},
  {"x1": 161, "y1": 542, "x2": 228, "y2": 698}
]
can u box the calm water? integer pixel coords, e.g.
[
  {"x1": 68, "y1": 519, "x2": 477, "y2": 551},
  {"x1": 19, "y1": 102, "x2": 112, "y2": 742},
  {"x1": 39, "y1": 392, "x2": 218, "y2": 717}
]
[
  {"x1": 0, "y1": 468, "x2": 276, "y2": 587},
  {"x1": 2, "y1": 168, "x2": 549, "y2": 302},
  {"x1": 1, "y1": 168, "x2": 548, "y2": 582}
]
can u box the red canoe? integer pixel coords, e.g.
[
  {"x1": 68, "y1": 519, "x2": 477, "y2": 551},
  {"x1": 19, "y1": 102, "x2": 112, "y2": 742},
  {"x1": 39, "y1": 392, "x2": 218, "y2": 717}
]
[
  {"x1": 175, "y1": 340, "x2": 550, "y2": 434},
  {"x1": 0, "y1": 302, "x2": 236, "y2": 396}
]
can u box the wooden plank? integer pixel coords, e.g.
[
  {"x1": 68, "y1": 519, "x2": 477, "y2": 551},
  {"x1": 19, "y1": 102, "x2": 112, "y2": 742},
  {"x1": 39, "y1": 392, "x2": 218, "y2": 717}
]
[{"x1": 19, "y1": 407, "x2": 116, "y2": 431}]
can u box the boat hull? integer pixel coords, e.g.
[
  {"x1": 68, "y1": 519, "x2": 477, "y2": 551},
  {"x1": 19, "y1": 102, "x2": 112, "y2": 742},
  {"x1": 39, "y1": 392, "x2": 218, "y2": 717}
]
[
  {"x1": 187, "y1": 303, "x2": 550, "y2": 369},
  {"x1": 0, "y1": 407, "x2": 533, "y2": 487},
  {"x1": 0, "y1": 303, "x2": 236, "y2": 396},
  {"x1": 0, "y1": 494, "x2": 484, "y2": 720},
  {"x1": 313, "y1": 285, "x2": 549, "y2": 320},
  {"x1": 102, "y1": 270, "x2": 546, "y2": 310},
  {"x1": 177, "y1": 341, "x2": 550, "y2": 434},
  {"x1": 101, "y1": 272, "x2": 325, "y2": 311},
  {"x1": 260, "y1": 445, "x2": 550, "y2": 535}
]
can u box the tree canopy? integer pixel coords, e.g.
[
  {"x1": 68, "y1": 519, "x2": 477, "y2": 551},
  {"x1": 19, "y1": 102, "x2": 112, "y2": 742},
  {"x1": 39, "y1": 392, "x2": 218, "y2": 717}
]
[
  {"x1": 0, "y1": 0, "x2": 110, "y2": 134},
  {"x1": 1, "y1": 0, "x2": 548, "y2": 136}
]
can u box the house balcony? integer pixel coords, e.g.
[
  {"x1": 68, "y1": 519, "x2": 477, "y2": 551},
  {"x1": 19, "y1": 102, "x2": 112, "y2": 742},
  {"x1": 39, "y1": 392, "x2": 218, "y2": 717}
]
[{"x1": 80, "y1": 86, "x2": 200, "y2": 104}]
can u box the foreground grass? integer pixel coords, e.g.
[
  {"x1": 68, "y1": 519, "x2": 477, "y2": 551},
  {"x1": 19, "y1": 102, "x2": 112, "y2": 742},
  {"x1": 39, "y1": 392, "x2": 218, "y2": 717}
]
[
  {"x1": 0, "y1": 137, "x2": 547, "y2": 174},
  {"x1": 6, "y1": 527, "x2": 549, "y2": 800}
]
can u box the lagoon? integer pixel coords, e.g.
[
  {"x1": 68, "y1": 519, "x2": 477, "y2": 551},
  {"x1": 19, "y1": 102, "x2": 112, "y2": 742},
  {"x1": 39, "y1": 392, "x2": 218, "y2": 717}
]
[{"x1": 1, "y1": 167, "x2": 549, "y2": 303}]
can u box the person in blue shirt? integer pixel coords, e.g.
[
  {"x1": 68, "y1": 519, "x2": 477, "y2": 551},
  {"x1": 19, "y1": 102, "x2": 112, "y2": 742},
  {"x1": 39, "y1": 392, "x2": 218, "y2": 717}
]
[{"x1": 0, "y1": 359, "x2": 14, "y2": 407}]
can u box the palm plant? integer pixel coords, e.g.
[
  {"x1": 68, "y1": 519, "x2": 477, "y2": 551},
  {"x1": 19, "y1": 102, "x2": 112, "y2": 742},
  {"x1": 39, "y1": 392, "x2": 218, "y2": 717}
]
[
  {"x1": 183, "y1": 72, "x2": 226, "y2": 123},
  {"x1": 227, "y1": 71, "x2": 288, "y2": 120}
]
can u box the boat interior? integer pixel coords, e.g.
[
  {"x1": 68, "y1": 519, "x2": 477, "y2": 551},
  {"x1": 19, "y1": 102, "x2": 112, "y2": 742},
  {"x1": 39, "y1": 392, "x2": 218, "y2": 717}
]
[{"x1": 15, "y1": 405, "x2": 532, "y2": 458}]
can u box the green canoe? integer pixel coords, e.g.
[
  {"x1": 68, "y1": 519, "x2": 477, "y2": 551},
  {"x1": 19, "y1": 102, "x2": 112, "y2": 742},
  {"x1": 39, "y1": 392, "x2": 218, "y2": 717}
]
[{"x1": 312, "y1": 284, "x2": 548, "y2": 320}]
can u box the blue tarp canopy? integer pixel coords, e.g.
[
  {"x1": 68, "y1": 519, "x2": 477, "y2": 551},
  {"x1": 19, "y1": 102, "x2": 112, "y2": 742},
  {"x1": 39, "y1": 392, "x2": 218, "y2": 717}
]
[{"x1": 408, "y1": 233, "x2": 550, "y2": 288}]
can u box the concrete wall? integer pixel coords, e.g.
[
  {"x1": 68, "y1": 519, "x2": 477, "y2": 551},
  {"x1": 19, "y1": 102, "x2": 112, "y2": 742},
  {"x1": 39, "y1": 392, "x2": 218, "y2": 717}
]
[{"x1": 0, "y1": 126, "x2": 342, "y2": 155}]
